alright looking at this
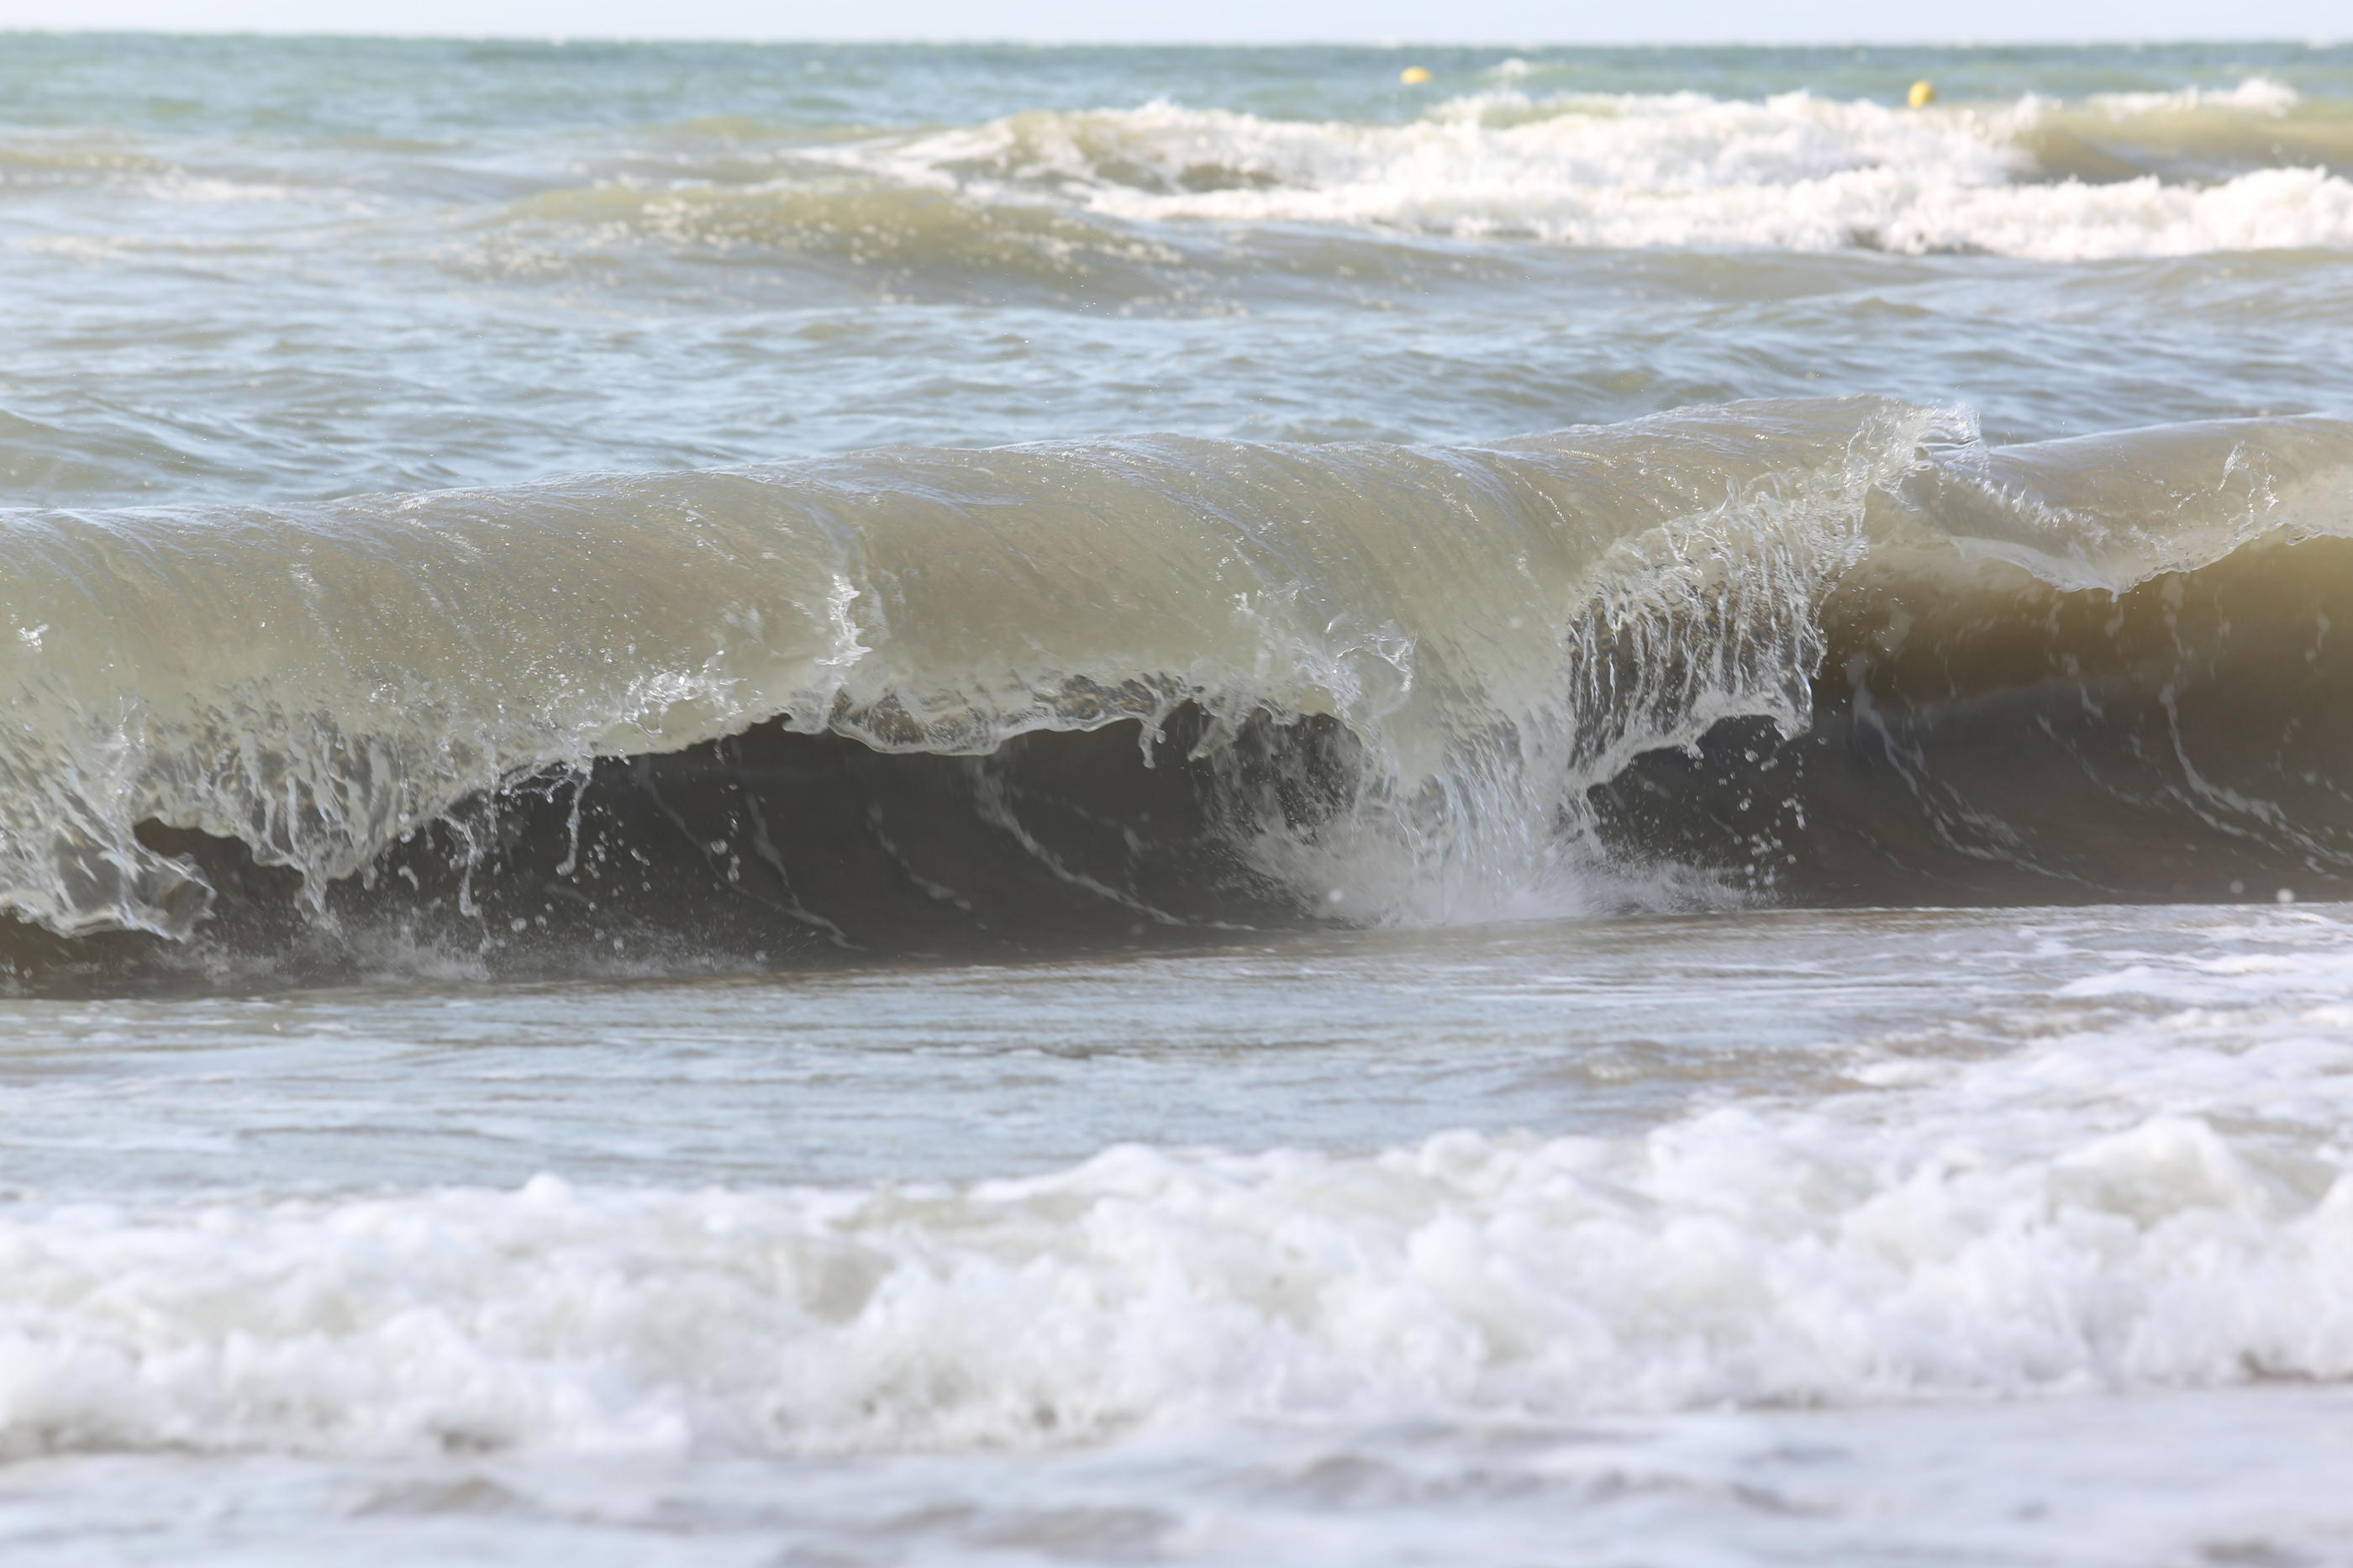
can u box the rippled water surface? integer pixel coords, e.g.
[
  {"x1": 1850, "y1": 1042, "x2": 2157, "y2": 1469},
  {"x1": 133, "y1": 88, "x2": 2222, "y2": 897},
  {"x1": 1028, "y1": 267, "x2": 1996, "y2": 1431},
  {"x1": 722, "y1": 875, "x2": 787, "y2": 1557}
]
[
  {"x1": 6, "y1": 35, "x2": 2352, "y2": 504},
  {"x1": 3, "y1": 33, "x2": 2352, "y2": 1566}
]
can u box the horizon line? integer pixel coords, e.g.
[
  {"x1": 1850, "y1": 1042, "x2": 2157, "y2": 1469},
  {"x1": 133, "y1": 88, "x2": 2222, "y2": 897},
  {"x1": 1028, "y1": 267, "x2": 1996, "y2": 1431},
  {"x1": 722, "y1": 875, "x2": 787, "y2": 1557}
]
[{"x1": 0, "y1": 25, "x2": 2341, "y2": 48}]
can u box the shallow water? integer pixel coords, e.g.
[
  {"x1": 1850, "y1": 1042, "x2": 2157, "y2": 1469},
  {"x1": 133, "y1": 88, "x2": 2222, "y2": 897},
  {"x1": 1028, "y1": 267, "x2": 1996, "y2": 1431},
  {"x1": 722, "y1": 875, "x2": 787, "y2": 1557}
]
[
  {"x1": 3, "y1": 33, "x2": 2352, "y2": 1565},
  {"x1": 3, "y1": 904, "x2": 2353, "y2": 1562}
]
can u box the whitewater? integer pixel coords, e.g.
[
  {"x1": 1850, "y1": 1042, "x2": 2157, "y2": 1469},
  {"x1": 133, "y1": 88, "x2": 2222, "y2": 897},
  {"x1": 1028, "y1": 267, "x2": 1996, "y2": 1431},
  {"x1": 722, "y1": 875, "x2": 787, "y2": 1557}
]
[{"x1": 2, "y1": 32, "x2": 2352, "y2": 1566}]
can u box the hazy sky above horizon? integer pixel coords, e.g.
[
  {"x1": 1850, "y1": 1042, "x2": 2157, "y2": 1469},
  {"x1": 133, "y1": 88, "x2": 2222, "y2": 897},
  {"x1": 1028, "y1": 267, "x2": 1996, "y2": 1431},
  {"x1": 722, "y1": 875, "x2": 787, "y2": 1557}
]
[{"x1": 0, "y1": 0, "x2": 2342, "y2": 43}]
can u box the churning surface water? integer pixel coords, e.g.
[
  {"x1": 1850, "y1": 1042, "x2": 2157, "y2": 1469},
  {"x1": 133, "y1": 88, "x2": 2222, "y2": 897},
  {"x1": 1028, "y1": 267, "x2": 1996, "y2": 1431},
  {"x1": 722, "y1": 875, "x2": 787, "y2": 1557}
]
[{"x1": 3, "y1": 34, "x2": 2353, "y2": 1565}]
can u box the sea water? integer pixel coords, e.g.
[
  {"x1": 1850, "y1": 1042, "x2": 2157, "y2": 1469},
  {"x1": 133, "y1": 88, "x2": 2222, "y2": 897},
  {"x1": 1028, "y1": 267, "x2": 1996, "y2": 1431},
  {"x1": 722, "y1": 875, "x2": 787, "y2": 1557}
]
[{"x1": 2, "y1": 34, "x2": 2352, "y2": 1565}]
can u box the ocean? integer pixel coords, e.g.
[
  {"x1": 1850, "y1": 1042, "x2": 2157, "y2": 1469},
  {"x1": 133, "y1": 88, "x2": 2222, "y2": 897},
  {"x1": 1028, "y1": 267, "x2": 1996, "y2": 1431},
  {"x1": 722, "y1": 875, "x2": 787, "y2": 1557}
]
[{"x1": 2, "y1": 30, "x2": 2352, "y2": 1564}]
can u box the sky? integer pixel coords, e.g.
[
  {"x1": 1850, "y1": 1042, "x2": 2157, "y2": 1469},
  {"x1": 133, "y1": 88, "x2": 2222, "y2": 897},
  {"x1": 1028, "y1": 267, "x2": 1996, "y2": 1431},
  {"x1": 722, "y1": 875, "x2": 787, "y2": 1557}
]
[{"x1": 0, "y1": 0, "x2": 2340, "y2": 42}]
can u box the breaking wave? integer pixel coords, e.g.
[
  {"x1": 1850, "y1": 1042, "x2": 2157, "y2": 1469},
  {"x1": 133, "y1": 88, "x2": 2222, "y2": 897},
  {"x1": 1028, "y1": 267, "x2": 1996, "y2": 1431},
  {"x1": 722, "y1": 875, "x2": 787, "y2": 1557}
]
[
  {"x1": 817, "y1": 80, "x2": 2353, "y2": 260},
  {"x1": 9, "y1": 890, "x2": 2353, "y2": 1456},
  {"x1": 3, "y1": 396, "x2": 2352, "y2": 988},
  {"x1": 41, "y1": 78, "x2": 2353, "y2": 269},
  {"x1": 2, "y1": 1103, "x2": 2349, "y2": 1457}
]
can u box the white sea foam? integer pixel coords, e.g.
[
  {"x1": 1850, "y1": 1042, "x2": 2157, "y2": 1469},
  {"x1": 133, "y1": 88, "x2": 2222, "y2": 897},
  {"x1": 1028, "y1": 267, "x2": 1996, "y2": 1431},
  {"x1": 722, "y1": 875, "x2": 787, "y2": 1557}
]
[
  {"x1": 3, "y1": 923, "x2": 2349, "y2": 1462},
  {"x1": 2082, "y1": 77, "x2": 2303, "y2": 118},
  {"x1": 851, "y1": 82, "x2": 2353, "y2": 260}
]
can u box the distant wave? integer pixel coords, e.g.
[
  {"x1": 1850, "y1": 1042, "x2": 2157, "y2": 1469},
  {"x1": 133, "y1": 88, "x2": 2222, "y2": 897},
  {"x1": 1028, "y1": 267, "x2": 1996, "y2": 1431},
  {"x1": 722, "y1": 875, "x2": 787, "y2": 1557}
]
[
  {"x1": 25, "y1": 80, "x2": 2353, "y2": 267},
  {"x1": 815, "y1": 82, "x2": 2353, "y2": 260},
  {"x1": 2, "y1": 397, "x2": 2350, "y2": 989}
]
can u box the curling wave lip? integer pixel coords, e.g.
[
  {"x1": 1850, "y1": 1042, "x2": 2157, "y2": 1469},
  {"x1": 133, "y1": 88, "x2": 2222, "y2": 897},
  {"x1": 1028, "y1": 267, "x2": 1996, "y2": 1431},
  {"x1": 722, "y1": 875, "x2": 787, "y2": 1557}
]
[{"x1": 0, "y1": 399, "x2": 2350, "y2": 990}]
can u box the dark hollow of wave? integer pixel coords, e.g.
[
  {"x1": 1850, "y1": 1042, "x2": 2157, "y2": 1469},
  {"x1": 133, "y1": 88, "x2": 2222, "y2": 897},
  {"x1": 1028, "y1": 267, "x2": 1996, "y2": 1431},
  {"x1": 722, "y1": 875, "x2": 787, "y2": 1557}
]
[{"x1": 10, "y1": 535, "x2": 2353, "y2": 997}]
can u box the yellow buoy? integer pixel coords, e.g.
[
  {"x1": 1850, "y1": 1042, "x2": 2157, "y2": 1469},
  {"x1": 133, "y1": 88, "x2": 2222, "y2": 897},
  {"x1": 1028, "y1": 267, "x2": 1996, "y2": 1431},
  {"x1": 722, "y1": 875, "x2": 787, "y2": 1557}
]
[
  {"x1": 1399, "y1": 66, "x2": 1432, "y2": 86},
  {"x1": 1908, "y1": 79, "x2": 1937, "y2": 108}
]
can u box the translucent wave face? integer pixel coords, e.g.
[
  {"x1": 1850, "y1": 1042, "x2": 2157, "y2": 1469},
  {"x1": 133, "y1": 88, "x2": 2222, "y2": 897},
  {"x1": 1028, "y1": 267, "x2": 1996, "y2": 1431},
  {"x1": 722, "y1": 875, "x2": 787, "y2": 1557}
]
[
  {"x1": 1, "y1": 398, "x2": 2350, "y2": 991},
  {"x1": 0, "y1": 397, "x2": 1940, "y2": 944}
]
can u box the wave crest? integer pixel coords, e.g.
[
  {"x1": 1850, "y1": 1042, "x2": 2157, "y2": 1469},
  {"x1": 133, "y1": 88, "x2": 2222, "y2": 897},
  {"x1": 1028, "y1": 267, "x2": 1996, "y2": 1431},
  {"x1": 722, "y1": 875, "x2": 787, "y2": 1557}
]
[
  {"x1": 834, "y1": 83, "x2": 2353, "y2": 260},
  {"x1": 3, "y1": 397, "x2": 2352, "y2": 985}
]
